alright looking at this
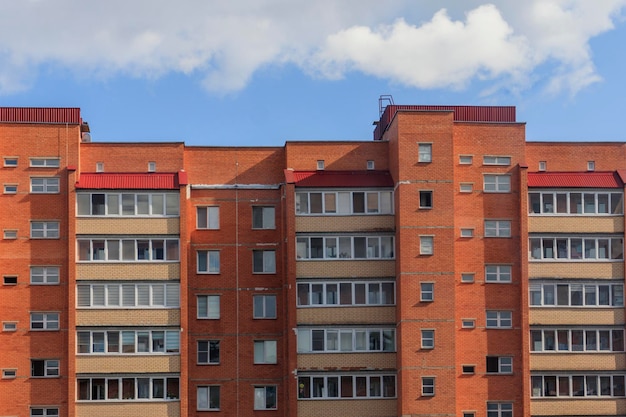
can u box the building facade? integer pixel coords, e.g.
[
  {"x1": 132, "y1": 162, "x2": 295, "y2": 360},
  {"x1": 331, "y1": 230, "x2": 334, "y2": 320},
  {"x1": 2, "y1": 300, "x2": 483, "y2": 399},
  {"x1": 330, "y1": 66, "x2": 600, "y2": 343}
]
[{"x1": 0, "y1": 105, "x2": 625, "y2": 417}]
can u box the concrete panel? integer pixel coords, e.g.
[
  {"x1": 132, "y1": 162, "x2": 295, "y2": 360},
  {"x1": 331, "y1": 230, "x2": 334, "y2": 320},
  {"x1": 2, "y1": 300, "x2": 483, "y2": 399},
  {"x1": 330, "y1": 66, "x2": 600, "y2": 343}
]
[
  {"x1": 76, "y1": 309, "x2": 180, "y2": 326},
  {"x1": 76, "y1": 402, "x2": 180, "y2": 417},
  {"x1": 77, "y1": 263, "x2": 180, "y2": 280},
  {"x1": 297, "y1": 260, "x2": 395, "y2": 278},
  {"x1": 528, "y1": 262, "x2": 623, "y2": 278},
  {"x1": 296, "y1": 215, "x2": 395, "y2": 233},
  {"x1": 529, "y1": 216, "x2": 623, "y2": 234},
  {"x1": 530, "y1": 353, "x2": 626, "y2": 371},
  {"x1": 297, "y1": 307, "x2": 396, "y2": 325},
  {"x1": 530, "y1": 309, "x2": 624, "y2": 325},
  {"x1": 77, "y1": 217, "x2": 180, "y2": 235},
  {"x1": 530, "y1": 398, "x2": 626, "y2": 416},
  {"x1": 76, "y1": 355, "x2": 180, "y2": 374},
  {"x1": 298, "y1": 352, "x2": 396, "y2": 370}
]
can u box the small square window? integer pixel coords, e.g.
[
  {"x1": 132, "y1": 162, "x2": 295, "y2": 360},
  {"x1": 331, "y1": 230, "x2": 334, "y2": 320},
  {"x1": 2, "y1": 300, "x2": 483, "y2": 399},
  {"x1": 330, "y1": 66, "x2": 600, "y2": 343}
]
[
  {"x1": 148, "y1": 161, "x2": 156, "y2": 172},
  {"x1": 3, "y1": 276, "x2": 17, "y2": 285},
  {"x1": 254, "y1": 340, "x2": 277, "y2": 364},
  {"x1": 2, "y1": 322, "x2": 17, "y2": 332},
  {"x1": 3, "y1": 157, "x2": 18, "y2": 167},
  {"x1": 367, "y1": 160, "x2": 375, "y2": 170},
  {"x1": 252, "y1": 207, "x2": 275, "y2": 229},
  {"x1": 462, "y1": 365, "x2": 475, "y2": 374},
  {"x1": 253, "y1": 295, "x2": 277, "y2": 319},
  {"x1": 459, "y1": 155, "x2": 473, "y2": 164},
  {"x1": 197, "y1": 385, "x2": 221, "y2": 410},
  {"x1": 3, "y1": 230, "x2": 17, "y2": 239},
  {"x1": 461, "y1": 319, "x2": 475, "y2": 329},
  {"x1": 419, "y1": 191, "x2": 433, "y2": 209},
  {"x1": 460, "y1": 228, "x2": 474, "y2": 238},
  {"x1": 460, "y1": 183, "x2": 473, "y2": 193},
  {"x1": 418, "y1": 143, "x2": 432, "y2": 163},
  {"x1": 587, "y1": 161, "x2": 595, "y2": 171},
  {"x1": 197, "y1": 206, "x2": 220, "y2": 229},
  {"x1": 254, "y1": 386, "x2": 277, "y2": 410},
  {"x1": 461, "y1": 273, "x2": 475, "y2": 283},
  {"x1": 197, "y1": 295, "x2": 220, "y2": 319},
  {"x1": 4, "y1": 184, "x2": 17, "y2": 194},
  {"x1": 2, "y1": 369, "x2": 16, "y2": 379},
  {"x1": 197, "y1": 250, "x2": 220, "y2": 274},
  {"x1": 420, "y1": 282, "x2": 434, "y2": 302},
  {"x1": 538, "y1": 161, "x2": 546, "y2": 171},
  {"x1": 420, "y1": 236, "x2": 434, "y2": 255},
  {"x1": 317, "y1": 160, "x2": 325, "y2": 170},
  {"x1": 96, "y1": 162, "x2": 104, "y2": 172},
  {"x1": 253, "y1": 250, "x2": 276, "y2": 273},
  {"x1": 197, "y1": 340, "x2": 220, "y2": 364}
]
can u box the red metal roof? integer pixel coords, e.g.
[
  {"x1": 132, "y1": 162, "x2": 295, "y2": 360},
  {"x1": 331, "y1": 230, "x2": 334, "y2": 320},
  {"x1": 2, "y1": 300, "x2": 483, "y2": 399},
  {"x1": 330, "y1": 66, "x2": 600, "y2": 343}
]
[
  {"x1": 76, "y1": 173, "x2": 181, "y2": 189},
  {"x1": 285, "y1": 170, "x2": 394, "y2": 188},
  {"x1": 0, "y1": 107, "x2": 81, "y2": 124},
  {"x1": 528, "y1": 172, "x2": 623, "y2": 188}
]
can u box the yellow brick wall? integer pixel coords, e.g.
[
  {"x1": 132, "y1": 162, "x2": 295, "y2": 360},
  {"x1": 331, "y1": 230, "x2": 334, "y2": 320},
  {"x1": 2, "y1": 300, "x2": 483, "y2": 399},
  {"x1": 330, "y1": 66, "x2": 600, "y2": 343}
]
[
  {"x1": 530, "y1": 309, "x2": 623, "y2": 325},
  {"x1": 296, "y1": 215, "x2": 395, "y2": 233},
  {"x1": 528, "y1": 216, "x2": 623, "y2": 233},
  {"x1": 76, "y1": 309, "x2": 180, "y2": 326},
  {"x1": 297, "y1": 307, "x2": 396, "y2": 325},
  {"x1": 77, "y1": 263, "x2": 180, "y2": 280},
  {"x1": 297, "y1": 398, "x2": 396, "y2": 417},
  {"x1": 297, "y1": 260, "x2": 395, "y2": 278},
  {"x1": 76, "y1": 217, "x2": 180, "y2": 235},
  {"x1": 530, "y1": 353, "x2": 625, "y2": 371},
  {"x1": 76, "y1": 354, "x2": 180, "y2": 374},
  {"x1": 298, "y1": 352, "x2": 396, "y2": 369},
  {"x1": 75, "y1": 402, "x2": 180, "y2": 417},
  {"x1": 528, "y1": 262, "x2": 623, "y2": 278},
  {"x1": 530, "y1": 398, "x2": 626, "y2": 416}
]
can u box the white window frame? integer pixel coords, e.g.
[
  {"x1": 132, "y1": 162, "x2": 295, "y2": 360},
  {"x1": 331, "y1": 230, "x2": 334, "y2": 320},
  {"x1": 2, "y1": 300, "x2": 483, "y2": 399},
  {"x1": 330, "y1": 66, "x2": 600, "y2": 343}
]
[
  {"x1": 529, "y1": 281, "x2": 624, "y2": 307},
  {"x1": 420, "y1": 282, "x2": 434, "y2": 302},
  {"x1": 419, "y1": 190, "x2": 433, "y2": 209},
  {"x1": 461, "y1": 366, "x2": 475, "y2": 375},
  {"x1": 530, "y1": 328, "x2": 624, "y2": 352},
  {"x1": 77, "y1": 283, "x2": 180, "y2": 308},
  {"x1": 588, "y1": 161, "x2": 595, "y2": 171},
  {"x1": 296, "y1": 235, "x2": 395, "y2": 260},
  {"x1": 253, "y1": 250, "x2": 276, "y2": 273},
  {"x1": 485, "y1": 265, "x2": 512, "y2": 283},
  {"x1": 252, "y1": 206, "x2": 275, "y2": 229},
  {"x1": 197, "y1": 340, "x2": 220, "y2": 364},
  {"x1": 460, "y1": 183, "x2": 473, "y2": 193},
  {"x1": 317, "y1": 160, "x2": 325, "y2": 170},
  {"x1": 3, "y1": 229, "x2": 17, "y2": 239},
  {"x1": 461, "y1": 273, "x2": 475, "y2": 283},
  {"x1": 531, "y1": 374, "x2": 625, "y2": 397},
  {"x1": 487, "y1": 402, "x2": 513, "y2": 417},
  {"x1": 197, "y1": 295, "x2": 220, "y2": 319},
  {"x1": 30, "y1": 177, "x2": 59, "y2": 193},
  {"x1": 418, "y1": 143, "x2": 432, "y2": 163},
  {"x1": 459, "y1": 155, "x2": 473, "y2": 165},
  {"x1": 484, "y1": 220, "x2": 511, "y2": 238},
  {"x1": 148, "y1": 161, "x2": 156, "y2": 172},
  {"x1": 421, "y1": 329, "x2": 434, "y2": 349},
  {"x1": 30, "y1": 359, "x2": 59, "y2": 377},
  {"x1": 77, "y1": 329, "x2": 180, "y2": 354},
  {"x1": 3, "y1": 157, "x2": 17, "y2": 167},
  {"x1": 538, "y1": 161, "x2": 547, "y2": 171},
  {"x1": 3, "y1": 184, "x2": 17, "y2": 194},
  {"x1": 529, "y1": 236, "x2": 624, "y2": 261},
  {"x1": 30, "y1": 313, "x2": 59, "y2": 330},
  {"x1": 96, "y1": 162, "x2": 104, "y2": 172},
  {"x1": 30, "y1": 158, "x2": 60, "y2": 168},
  {"x1": 486, "y1": 356, "x2": 513, "y2": 374},
  {"x1": 30, "y1": 408, "x2": 60, "y2": 416},
  {"x1": 3, "y1": 322, "x2": 17, "y2": 332},
  {"x1": 196, "y1": 206, "x2": 219, "y2": 229},
  {"x1": 367, "y1": 160, "x2": 375, "y2": 170},
  {"x1": 2, "y1": 368, "x2": 16, "y2": 379},
  {"x1": 197, "y1": 385, "x2": 220, "y2": 410},
  {"x1": 420, "y1": 235, "x2": 434, "y2": 255},
  {"x1": 3, "y1": 275, "x2": 17, "y2": 285},
  {"x1": 254, "y1": 386, "x2": 277, "y2": 410},
  {"x1": 483, "y1": 175, "x2": 511, "y2": 193},
  {"x1": 253, "y1": 295, "x2": 277, "y2": 319},
  {"x1": 77, "y1": 192, "x2": 179, "y2": 216},
  {"x1": 528, "y1": 191, "x2": 624, "y2": 215},
  {"x1": 486, "y1": 311, "x2": 512, "y2": 328},
  {"x1": 76, "y1": 376, "x2": 179, "y2": 401},
  {"x1": 483, "y1": 156, "x2": 511, "y2": 166},
  {"x1": 297, "y1": 374, "x2": 396, "y2": 399},
  {"x1": 422, "y1": 377, "x2": 435, "y2": 396},
  {"x1": 460, "y1": 228, "x2": 474, "y2": 238},
  {"x1": 462, "y1": 319, "x2": 476, "y2": 329},
  {"x1": 30, "y1": 266, "x2": 60, "y2": 285},
  {"x1": 296, "y1": 281, "x2": 395, "y2": 307},
  {"x1": 76, "y1": 238, "x2": 180, "y2": 262},
  {"x1": 30, "y1": 221, "x2": 59, "y2": 239},
  {"x1": 197, "y1": 250, "x2": 220, "y2": 274},
  {"x1": 297, "y1": 328, "x2": 395, "y2": 353},
  {"x1": 254, "y1": 340, "x2": 277, "y2": 364},
  {"x1": 295, "y1": 190, "x2": 394, "y2": 216}
]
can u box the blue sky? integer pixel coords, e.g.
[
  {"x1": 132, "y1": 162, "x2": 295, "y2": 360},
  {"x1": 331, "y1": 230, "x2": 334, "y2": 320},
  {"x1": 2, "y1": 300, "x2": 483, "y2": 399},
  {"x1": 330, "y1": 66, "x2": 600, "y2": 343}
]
[{"x1": 1, "y1": 1, "x2": 625, "y2": 146}]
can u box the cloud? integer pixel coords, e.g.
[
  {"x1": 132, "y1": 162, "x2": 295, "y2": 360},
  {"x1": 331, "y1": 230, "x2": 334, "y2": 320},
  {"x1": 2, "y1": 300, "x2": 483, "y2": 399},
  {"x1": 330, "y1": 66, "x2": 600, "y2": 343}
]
[{"x1": 0, "y1": 0, "x2": 623, "y2": 96}]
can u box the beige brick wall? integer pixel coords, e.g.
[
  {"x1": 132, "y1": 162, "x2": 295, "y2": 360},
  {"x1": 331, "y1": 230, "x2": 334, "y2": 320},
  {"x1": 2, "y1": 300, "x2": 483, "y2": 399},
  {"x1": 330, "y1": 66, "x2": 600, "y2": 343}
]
[
  {"x1": 298, "y1": 352, "x2": 396, "y2": 370},
  {"x1": 297, "y1": 307, "x2": 396, "y2": 325},
  {"x1": 298, "y1": 398, "x2": 396, "y2": 417},
  {"x1": 296, "y1": 215, "x2": 395, "y2": 233},
  {"x1": 76, "y1": 217, "x2": 180, "y2": 235},
  {"x1": 76, "y1": 309, "x2": 180, "y2": 326},
  {"x1": 530, "y1": 353, "x2": 625, "y2": 371},
  {"x1": 297, "y1": 260, "x2": 395, "y2": 278},
  {"x1": 530, "y1": 309, "x2": 623, "y2": 325},
  {"x1": 76, "y1": 355, "x2": 180, "y2": 373},
  {"x1": 530, "y1": 398, "x2": 626, "y2": 416},
  {"x1": 76, "y1": 402, "x2": 180, "y2": 417},
  {"x1": 528, "y1": 262, "x2": 623, "y2": 278},
  {"x1": 529, "y1": 216, "x2": 624, "y2": 233},
  {"x1": 77, "y1": 263, "x2": 180, "y2": 280}
]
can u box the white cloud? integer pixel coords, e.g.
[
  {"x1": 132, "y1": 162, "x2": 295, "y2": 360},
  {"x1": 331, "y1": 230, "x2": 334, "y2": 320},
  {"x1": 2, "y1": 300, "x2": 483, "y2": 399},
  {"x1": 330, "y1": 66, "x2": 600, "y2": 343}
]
[{"x1": 0, "y1": 0, "x2": 623, "y2": 95}]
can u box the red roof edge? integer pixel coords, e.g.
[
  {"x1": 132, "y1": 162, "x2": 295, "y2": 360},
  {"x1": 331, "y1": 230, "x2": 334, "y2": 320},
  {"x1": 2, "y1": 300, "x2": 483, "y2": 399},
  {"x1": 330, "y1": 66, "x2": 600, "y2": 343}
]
[
  {"x1": 0, "y1": 107, "x2": 81, "y2": 124},
  {"x1": 75, "y1": 173, "x2": 180, "y2": 190},
  {"x1": 528, "y1": 171, "x2": 623, "y2": 188}
]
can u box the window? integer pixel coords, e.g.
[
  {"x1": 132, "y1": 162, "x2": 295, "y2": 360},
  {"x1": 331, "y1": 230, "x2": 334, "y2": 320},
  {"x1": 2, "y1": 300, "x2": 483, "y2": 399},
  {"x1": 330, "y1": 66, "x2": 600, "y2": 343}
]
[
  {"x1": 529, "y1": 236, "x2": 624, "y2": 261},
  {"x1": 297, "y1": 235, "x2": 394, "y2": 260},
  {"x1": 531, "y1": 374, "x2": 626, "y2": 397},
  {"x1": 30, "y1": 177, "x2": 59, "y2": 193},
  {"x1": 253, "y1": 250, "x2": 276, "y2": 273},
  {"x1": 420, "y1": 236, "x2": 433, "y2": 255},
  {"x1": 485, "y1": 265, "x2": 512, "y2": 283},
  {"x1": 486, "y1": 356, "x2": 513, "y2": 374},
  {"x1": 253, "y1": 295, "x2": 276, "y2": 319},
  {"x1": 297, "y1": 281, "x2": 395, "y2": 307},
  {"x1": 483, "y1": 156, "x2": 511, "y2": 165},
  {"x1": 2, "y1": 369, "x2": 16, "y2": 379},
  {"x1": 539, "y1": 161, "x2": 547, "y2": 171},
  {"x1": 30, "y1": 313, "x2": 59, "y2": 330},
  {"x1": 530, "y1": 282, "x2": 624, "y2": 308},
  {"x1": 30, "y1": 408, "x2": 59, "y2": 416},
  {"x1": 197, "y1": 386, "x2": 220, "y2": 410},
  {"x1": 367, "y1": 160, "x2": 375, "y2": 170},
  {"x1": 3, "y1": 229, "x2": 16, "y2": 239},
  {"x1": 462, "y1": 366, "x2": 475, "y2": 374},
  {"x1": 30, "y1": 221, "x2": 59, "y2": 239},
  {"x1": 254, "y1": 340, "x2": 277, "y2": 364},
  {"x1": 419, "y1": 191, "x2": 433, "y2": 209},
  {"x1": 418, "y1": 143, "x2": 432, "y2": 163},
  {"x1": 486, "y1": 311, "x2": 512, "y2": 328},
  {"x1": 31, "y1": 360, "x2": 59, "y2": 377},
  {"x1": 295, "y1": 190, "x2": 394, "y2": 215},
  {"x1": 530, "y1": 328, "x2": 624, "y2": 352},
  {"x1": 198, "y1": 340, "x2": 220, "y2": 364},
  {"x1": 197, "y1": 206, "x2": 219, "y2": 229},
  {"x1": 298, "y1": 374, "x2": 396, "y2": 399},
  {"x1": 197, "y1": 295, "x2": 220, "y2": 319},
  {"x1": 148, "y1": 161, "x2": 156, "y2": 172},
  {"x1": 197, "y1": 250, "x2": 220, "y2": 273},
  {"x1": 254, "y1": 386, "x2": 277, "y2": 410},
  {"x1": 77, "y1": 330, "x2": 179, "y2": 354},
  {"x1": 421, "y1": 330, "x2": 434, "y2": 349},
  {"x1": 4, "y1": 184, "x2": 17, "y2": 194},
  {"x1": 459, "y1": 155, "x2": 473, "y2": 164},
  {"x1": 317, "y1": 160, "x2": 325, "y2": 170},
  {"x1": 3, "y1": 322, "x2": 17, "y2": 332},
  {"x1": 422, "y1": 377, "x2": 435, "y2": 396},
  {"x1": 484, "y1": 220, "x2": 511, "y2": 237},
  {"x1": 3, "y1": 157, "x2": 17, "y2": 167},
  {"x1": 96, "y1": 162, "x2": 104, "y2": 172},
  {"x1": 461, "y1": 273, "x2": 475, "y2": 283},
  {"x1": 297, "y1": 328, "x2": 395, "y2": 353},
  {"x1": 77, "y1": 283, "x2": 180, "y2": 308},
  {"x1": 30, "y1": 158, "x2": 60, "y2": 168},
  {"x1": 77, "y1": 376, "x2": 178, "y2": 400},
  {"x1": 462, "y1": 319, "x2": 476, "y2": 329},
  {"x1": 460, "y1": 228, "x2": 474, "y2": 238},
  {"x1": 77, "y1": 238, "x2": 179, "y2": 261},
  {"x1": 588, "y1": 161, "x2": 595, "y2": 171},
  {"x1": 487, "y1": 402, "x2": 513, "y2": 417},
  {"x1": 77, "y1": 192, "x2": 179, "y2": 216},
  {"x1": 30, "y1": 266, "x2": 60, "y2": 285},
  {"x1": 420, "y1": 282, "x2": 434, "y2": 302},
  {"x1": 528, "y1": 191, "x2": 624, "y2": 215},
  {"x1": 460, "y1": 183, "x2": 473, "y2": 193},
  {"x1": 252, "y1": 206, "x2": 275, "y2": 229},
  {"x1": 3, "y1": 276, "x2": 17, "y2": 285},
  {"x1": 483, "y1": 175, "x2": 510, "y2": 193}
]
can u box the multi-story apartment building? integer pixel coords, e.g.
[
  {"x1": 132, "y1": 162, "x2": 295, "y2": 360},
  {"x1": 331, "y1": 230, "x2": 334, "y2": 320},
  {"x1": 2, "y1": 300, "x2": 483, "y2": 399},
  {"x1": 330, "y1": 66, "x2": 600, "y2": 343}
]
[{"x1": 0, "y1": 104, "x2": 624, "y2": 417}]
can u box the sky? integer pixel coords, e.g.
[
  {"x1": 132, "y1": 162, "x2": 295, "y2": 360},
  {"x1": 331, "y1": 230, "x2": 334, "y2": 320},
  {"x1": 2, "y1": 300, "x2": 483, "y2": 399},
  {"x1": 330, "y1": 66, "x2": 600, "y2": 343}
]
[{"x1": 1, "y1": 0, "x2": 626, "y2": 146}]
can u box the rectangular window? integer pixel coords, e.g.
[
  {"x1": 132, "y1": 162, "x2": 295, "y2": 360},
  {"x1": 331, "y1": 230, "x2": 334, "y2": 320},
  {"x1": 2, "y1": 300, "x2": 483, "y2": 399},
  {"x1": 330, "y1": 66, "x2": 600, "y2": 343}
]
[
  {"x1": 588, "y1": 161, "x2": 595, "y2": 171},
  {"x1": 528, "y1": 191, "x2": 623, "y2": 215},
  {"x1": 317, "y1": 160, "x2": 325, "y2": 170},
  {"x1": 253, "y1": 250, "x2": 276, "y2": 273},
  {"x1": 531, "y1": 328, "x2": 624, "y2": 352},
  {"x1": 3, "y1": 229, "x2": 17, "y2": 239},
  {"x1": 2, "y1": 369, "x2": 16, "y2": 379},
  {"x1": 30, "y1": 158, "x2": 60, "y2": 168},
  {"x1": 4, "y1": 184, "x2": 17, "y2": 194},
  {"x1": 461, "y1": 273, "x2": 475, "y2": 283},
  {"x1": 419, "y1": 191, "x2": 433, "y2": 209},
  {"x1": 77, "y1": 238, "x2": 179, "y2": 262},
  {"x1": 3, "y1": 322, "x2": 17, "y2": 332},
  {"x1": 459, "y1": 155, "x2": 473, "y2": 164},
  {"x1": 197, "y1": 295, "x2": 220, "y2": 319},
  {"x1": 252, "y1": 206, "x2": 275, "y2": 229},
  {"x1": 3, "y1": 157, "x2": 17, "y2": 167},
  {"x1": 77, "y1": 376, "x2": 178, "y2": 401},
  {"x1": 30, "y1": 407, "x2": 60, "y2": 416},
  {"x1": 254, "y1": 340, "x2": 277, "y2": 364},
  {"x1": 422, "y1": 377, "x2": 435, "y2": 396},
  {"x1": 30, "y1": 313, "x2": 59, "y2": 330},
  {"x1": 254, "y1": 386, "x2": 277, "y2": 410},
  {"x1": 77, "y1": 283, "x2": 179, "y2": 308},
  {"x1": 418, "y1": 143, "x2": 432, "y2": 163},
  {"x1": 30, "y1": 177, "x2": 59, "y2": 193},
  {"x1": 460, "y1": 228, "x2": 474, "y2": 238},
  {"x1": 31, "y1": 359, "x2": 59, "y2": 377},
  {"x1": 486, "y1": 311, "x2": 512, "y2": 328},
  {"x1": 296, "y1": 190, "x2": 394, "y2": 215},
  {"x1": 197, "y1": 386, "x2": 220, "y2": 410},
  {"x1": 297, "y1": 235, "x2": 394, "y2": 260},
  {"x1": 420, "y1": 282, "x2": 434, "y2": 302},
  {"x1": 197, "y1": 250, "x2": 220, "y2": 273},
  {"x1": 483, "y1": 175, "x2": 510, "y2": 193},
  {"x1": 531, "y1": 374, "x2": 626, "y2": 397},
  {"x1": 30, "y1": 221, "x2": 59, "y2": 239},
  {"x1": 148, "y1": 161, "x2": 156, "y2": 172},
  {"x1": 367, "y1": 160, "x2": 375, "y2": 170},
  {"x1": 462, "y1": 366, "x2": 475, "y2": 374},
  {"x1": 297, "y1": 281, "x2": 395, "y2": 307},
  {"x1": 486, "y1": 356, "x2": 513, "y2": 374},
  {"x1": 297, "y1": 328, "x2": 395, "y2": 353},
  {"x1": 483, "y1": 156, "x2": 511, "y2": 166},
  {"x1": 253, "y1": 295, "x2": 276, "y2": 319},
  {"x1": 197, "y1": 206, "x2": 219, "y2": 229},
  {"x1": 420, "y1": 236, "x2": 434, "y2": 255},
  {"x1": 77, "y1": 329, "x2": 179, "y2": 354},
  {"x1": 197, "y1": 340, "x2": 220, "y2": 364},
  {"x1": 487, "y1": 402, "x2": 513, "y2": 417},
  {"x1": 539, "y1": 161, "x2": 547, "y2": 171},
  {"x1": 30, "y1": 266, "x2": 60, "y2": 285},
  {"x1": 485, "y1": 265, "x2": 512, "y2": 283},
  {"x1": 3, "y1": 276, "x2": 17, "y2": 285},
  {"x1": 460, "y1": 183, "x2": 473, "y2": 193},
  {"x1": 484, "y1": 220, "x2": 511, "y2": 237},
  {"x1": 421, "y1": 330, "x2": 434, "y2": 349},
  {"x1": 462, "y1": 319, "x2": 476, "y2": 329},
  {"x1": 298, "y1": 374, "x2": 396, "y2": 399},
  {"x1": 529, "y1": 236, "x2": 623, "y2": 261},
  {"x1": 77, "y1": 192, "x2": 179, "y2": 216}
]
